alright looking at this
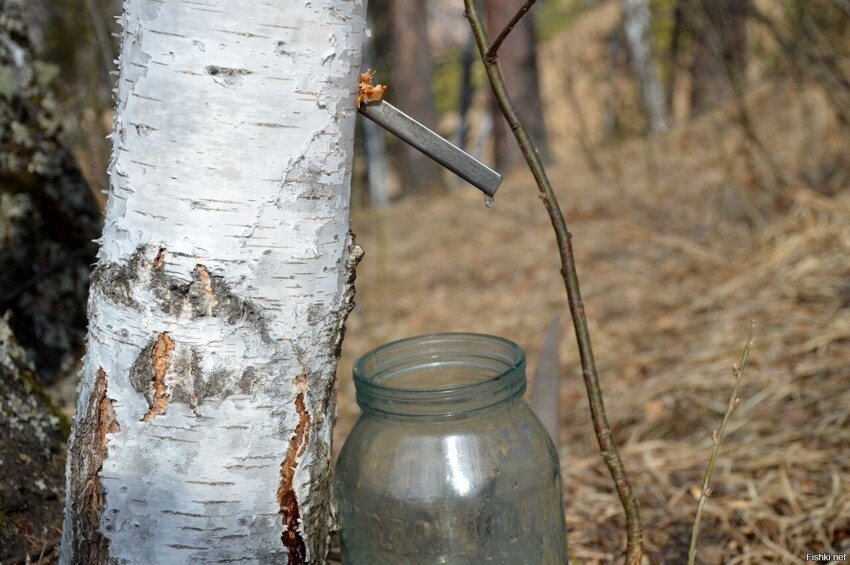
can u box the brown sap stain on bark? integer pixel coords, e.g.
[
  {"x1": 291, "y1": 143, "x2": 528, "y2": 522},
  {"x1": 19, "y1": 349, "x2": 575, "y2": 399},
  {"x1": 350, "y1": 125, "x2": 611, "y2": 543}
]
[
  {"x1": 69, "y1": 367, "x2": 119, "y2": 561},
  {"x1": 141, "y1": 332, "x2": 174, "y2": 422},
  {"x1": 356, "y1": 69, "x2": 387, "y2": 108},
  {"x1": 278, "y1": 374, "x2": 311, "y2": 564},
  {"x1": 195, "y1": 264, "x2": 218, "y2": 309},
  {"x1": 152, "y1": 246, "x2": 166, "y2": 270},
  {"x1": 97, "y1": 368, "x2": 121, "y2": 440}
]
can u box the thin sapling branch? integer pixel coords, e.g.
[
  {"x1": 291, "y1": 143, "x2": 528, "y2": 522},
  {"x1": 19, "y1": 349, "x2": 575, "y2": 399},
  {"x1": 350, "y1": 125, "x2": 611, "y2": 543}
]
[
  {"x1": 463, "y1": 1, "x2": 644, "y2": 563},
  {"x1": 688, "y1": 321, "x2": 757, "y2": 565}
]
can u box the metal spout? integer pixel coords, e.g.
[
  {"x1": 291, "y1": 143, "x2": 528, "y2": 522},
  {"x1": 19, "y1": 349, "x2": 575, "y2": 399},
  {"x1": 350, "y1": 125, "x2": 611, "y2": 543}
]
[{"x1": 358, "y1": 101, "x2": 502, "y2": 197}]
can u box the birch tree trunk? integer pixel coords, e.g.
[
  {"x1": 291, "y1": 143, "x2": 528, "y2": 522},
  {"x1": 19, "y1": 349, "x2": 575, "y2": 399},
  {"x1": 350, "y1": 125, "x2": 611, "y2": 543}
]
[
  {"x1": 622, "y1": 0, "x2": 668, "y2": 132},
  {"x1": 60, "y1": 1, "x2": 367, "y2": 563}
]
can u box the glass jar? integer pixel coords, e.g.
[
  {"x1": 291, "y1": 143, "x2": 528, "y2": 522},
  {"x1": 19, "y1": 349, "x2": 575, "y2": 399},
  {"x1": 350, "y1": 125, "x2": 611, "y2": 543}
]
[{"x1": 334, "y1": 333, "x2": 568, "y2": 564}]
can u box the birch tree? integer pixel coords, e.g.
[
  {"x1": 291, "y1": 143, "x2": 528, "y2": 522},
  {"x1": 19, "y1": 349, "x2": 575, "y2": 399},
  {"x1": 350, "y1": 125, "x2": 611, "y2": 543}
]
[
  {"x1": 622, "y1": 0, "x2": 668, "y2": 132},
  {"x1": 60, "y1": 1, "x2": 367, "y2": 563}
]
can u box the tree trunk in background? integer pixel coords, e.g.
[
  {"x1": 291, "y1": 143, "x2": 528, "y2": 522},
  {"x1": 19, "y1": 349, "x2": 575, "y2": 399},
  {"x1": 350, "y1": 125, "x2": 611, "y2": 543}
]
[
  {"x1": 665, "y1": 0, "x2": 685, "y2": 118},
  {"x1": 688, "y1": 0, "x2": 751, "y2": 116},
  {"x1": 0, "y1": 0, "x2": 101, "y2": 381},
  {"x1": 361, "y1": 31, "x2": 390, "y2": 208},
  {"x1": 455, "y1": 32, "x2": 476, "y2": 152},
  {"x1": 390, "y1": 0, "x2": 444, "y2": 194},
  {"x1": 484, "y1": 0, "x2": 548, "y2": 171},
  {"x1": 622, "y1": 0, "x2": 668, "y2": 132},
  {"x1": 60, "y1": 1, "x2": 366, "y2": 563}
]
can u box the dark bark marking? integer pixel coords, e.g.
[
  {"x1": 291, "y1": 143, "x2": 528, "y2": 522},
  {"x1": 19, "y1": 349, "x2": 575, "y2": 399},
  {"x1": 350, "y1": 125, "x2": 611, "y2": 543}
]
[
  {"x1": 152, "y1": 246, "x2": 165, "y2": 269},
  {"x1": 68, "y1": 367, "x2": 119, "y2": 562},
  {"x1": 205, "y1": 66, "x2": 251, "y2": 88},
  {"x1": 141, "y1": 332, "x2": 173, "y2": 422},
  {"x1": 97, "y1": 246, "x2": 273, "y2": 341},
  {"x1": 278, "y1": 375, "x2": 310, "y2": 564},
  {"x1": 204, "y1": 66, "x2": 251, "y2": 77},
  {"x1": 128, "y1": 339, "x2": 155, "y2": 394},
  {"x1": 202, "y1": 369, "x2": 231, "y2": 400},
  {"x1": 238, "y1": 366, "x2": 257, "y2": 394},
  {"x1": 90, "y1": 246, "x2": 151, "y2": 310}
]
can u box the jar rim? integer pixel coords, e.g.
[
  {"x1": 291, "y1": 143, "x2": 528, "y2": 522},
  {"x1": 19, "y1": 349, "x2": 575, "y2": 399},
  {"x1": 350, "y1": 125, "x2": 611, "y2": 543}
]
[{"x1": 352, "y1": 333, "x2": 526, "y2": 416}]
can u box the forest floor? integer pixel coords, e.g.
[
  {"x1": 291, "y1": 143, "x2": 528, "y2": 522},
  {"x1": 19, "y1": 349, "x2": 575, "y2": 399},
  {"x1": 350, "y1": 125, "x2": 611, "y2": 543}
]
[
  {"x1": 336, "y1": 25, "x2": 850, "y2": 561},
  {"x1": 338, "y1": 93, "x2": 850, "y2": 563}
]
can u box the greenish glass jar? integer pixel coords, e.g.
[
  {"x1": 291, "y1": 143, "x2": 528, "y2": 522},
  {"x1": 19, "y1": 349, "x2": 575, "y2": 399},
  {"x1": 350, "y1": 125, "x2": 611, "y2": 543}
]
[{"x1": 334, "y1": 333, "x2": 568, "y2": 564}]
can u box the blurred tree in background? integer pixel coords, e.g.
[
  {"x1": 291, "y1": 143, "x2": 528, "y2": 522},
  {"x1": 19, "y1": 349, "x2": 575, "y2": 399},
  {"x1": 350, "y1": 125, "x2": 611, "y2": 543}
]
[
  {"x1": 483, "y1": 0, "x2": 549, "y2": 170},
  {"x1": 622, "y1": 0, "x2": 668, "y2": 131},
  {"x1": 682, "y1": 0, "x2": 751, "y2": 117},
  {"x1": 389, "y1": 0, "x2": 445, "y2": 195}
]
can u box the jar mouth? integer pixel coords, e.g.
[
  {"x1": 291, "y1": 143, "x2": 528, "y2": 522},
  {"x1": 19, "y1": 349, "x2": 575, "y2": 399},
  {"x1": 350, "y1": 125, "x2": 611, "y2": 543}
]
[{"x1": 353, "y1": 333, "x2": 526, "y2": 417}]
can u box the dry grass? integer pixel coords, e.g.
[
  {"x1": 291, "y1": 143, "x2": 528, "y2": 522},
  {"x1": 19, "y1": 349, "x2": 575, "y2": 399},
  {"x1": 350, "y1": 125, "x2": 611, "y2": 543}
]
[{"x1": 336, "y1": 66, "x2": 850, "y2": 562}]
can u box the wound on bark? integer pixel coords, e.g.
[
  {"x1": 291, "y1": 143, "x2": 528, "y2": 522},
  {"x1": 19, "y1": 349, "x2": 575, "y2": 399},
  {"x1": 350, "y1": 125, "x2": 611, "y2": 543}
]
[
  {"x1": 195, "y1": 264, "x2": 217, "y2": 306},
  {"x1": 278, "y1": 375, "x2": 311, "y2": 564},
  {"x1": 187, "y1": 264, "x2": 218, "y2": 316},
  {"x1": 141, "y1": 332, "x2": 173, "y2": 421},
  {"x1": 152, "y1": 246, "x2": 166, "y2": 270},
  {"x1": 69, "y1": 367, "x2": 119, "y2": 561}
]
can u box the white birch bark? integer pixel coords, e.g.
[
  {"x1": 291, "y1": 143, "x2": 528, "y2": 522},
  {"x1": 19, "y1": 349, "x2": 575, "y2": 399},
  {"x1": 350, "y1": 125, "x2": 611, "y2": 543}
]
[
  {"x1": 60, "y1": 1, "x2": 367, "y2": 563},
  {"x1": 623, "y1": 0, "x2": 668, "y2": 132}
]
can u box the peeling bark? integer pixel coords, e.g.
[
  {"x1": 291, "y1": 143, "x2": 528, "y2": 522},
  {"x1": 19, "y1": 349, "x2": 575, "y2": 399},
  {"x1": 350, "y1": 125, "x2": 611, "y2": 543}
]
[
  {"x1": 279, "y1": 375, "x2": 311, "y2": 564},
  {"x1": 61, "y1": 1, "x2": 367, "y2": 562},
  {"x1": 141, "y1": 333, "x2": 173, "y2": 422},
  {"x1": 64, "y1": 367, "x2": 117, "y2": 564},
  {"x1": 332, "y1": 235, "x2": 364, "y2": 359}
]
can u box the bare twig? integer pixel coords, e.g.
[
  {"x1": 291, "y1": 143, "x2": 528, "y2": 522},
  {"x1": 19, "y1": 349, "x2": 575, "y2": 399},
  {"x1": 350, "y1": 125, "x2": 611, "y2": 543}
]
[
  {"x1": 688, "y1": 321, "x2": 757, "y2": 565},
  {"x1": 485, "y1": 0, "x2": 536, "y2": 63},
  {"x1": 463, "y1": 2, "x2": 644, "y2": 563}
]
